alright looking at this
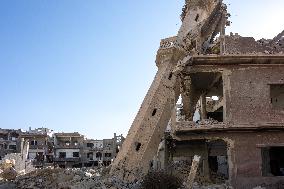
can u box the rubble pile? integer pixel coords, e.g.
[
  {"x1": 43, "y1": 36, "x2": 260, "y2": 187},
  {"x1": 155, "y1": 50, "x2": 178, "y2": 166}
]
[
  {"x1": 0, "y1": 159, "x2": 17, "y2": 181},
  {"x1": 14, "y1": 168, "x2": 105, "y2": 189},
  {"x1": 0, "y1": 164, "x2": 234, "y2": 189},
  {"x1": 192, "y1": 182, "x2": 233, "y2": 189},
  {"x1": 167, "y1": 160, "x2": 192, "y2": 180},
  {"x1": 0, "y1": 153, "x2": 35, "y2": 175},
  {"x1": 224, "y1": 31, "x2": 284, "y2": 55},
  {"x1": 168, "y1": 161, "x2": 206, "y2": 185},
  {"x1": 0, "y1": 166, "x2": 141, "y2": 189},
  {"x1": 167, "y1": 160, "x2": 230, "y2": 189},
  {"x1": 209, "y1": 172, "x2": 227, "y2": 185},
  {"x1": 198, "y1": 118, "x2": 219, "y2": 125}
]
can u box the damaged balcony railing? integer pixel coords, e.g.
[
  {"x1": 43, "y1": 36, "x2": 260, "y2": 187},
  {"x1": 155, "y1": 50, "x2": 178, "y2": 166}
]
[
  {"x1": 159, "y1": 36, "x2": 178, "y2": 49},
  {"x1": 54, "y1": 157, "x2": 81, "y2": 162}
]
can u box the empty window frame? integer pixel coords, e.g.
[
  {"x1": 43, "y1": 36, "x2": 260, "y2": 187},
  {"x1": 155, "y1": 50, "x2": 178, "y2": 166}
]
[
  {"x1": 262, "y1": 147, "x2": 284, "y2": 176},
  {"x1": 96, "y1": 152, "x2": 102, "y2": 158},
  {"x1": 65, "y1": 141, "x2": 70, "y2": 146},
  {"x1": 87, "y1": 143, "x2": 94, "y2": 148},
  {"x1": 270, "y1": 84, "x2": 284, "y2": 109},
  {"x1": 30, "y1": 140, "x2": 38, "y2": 146},
  {"x1": 73, "y1": 152, "x2": 80, "y2": 158},
  {"x1": 59, "y1": 152, "x2": 66, "y2": 158},
  {"x1": 8, "y1": 145, "x2": 16, "y2": 150},
  {"x1": 87, "y1": 152, "x2": 93, "y2": 158}
]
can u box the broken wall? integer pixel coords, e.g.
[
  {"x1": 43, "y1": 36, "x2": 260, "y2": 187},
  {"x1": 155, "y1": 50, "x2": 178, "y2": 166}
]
[
  {"x1": 224, "y1": 66, "x2": 284, "y2": 124},
  {"x1": 187, "y1": 59, "x2": 284, "y2": 125},
  {"x1": 175, "y1": 130, "x2": 284, "y2": 189}
]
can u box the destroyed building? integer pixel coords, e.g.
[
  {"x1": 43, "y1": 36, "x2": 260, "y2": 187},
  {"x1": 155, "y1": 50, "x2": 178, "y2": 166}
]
[
  {"x1": 0, "y1": 128, "x2": 124, "y2": 169},
  {"x1": 83, "y1": 133, "x2": 124, "y2": 167},
  {"x1": 53, "y1": 132, "x2": 84, "y2": 168},
  {"x1": 110, "y1": 0, "x2": 284, "y2": 188},
  {"x1": 163, "y1": 53, "x2": 284, "y2": 188},
  {"x1": 0, "y1": 129, "x2": 21, "y2": 160},
  {"x1": 1, "y1": 1, "x2": 284, "y2": 188},
  {"x1": 20, "y1": 129, "x2": 53, "y2": 167},
  {"x1": 83, "y1": 138, "x2": 104, "y2": 166}
]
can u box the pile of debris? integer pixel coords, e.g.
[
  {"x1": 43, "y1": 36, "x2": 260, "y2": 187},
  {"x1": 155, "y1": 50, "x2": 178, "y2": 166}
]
[
  {"x1": 224, "y1": 31, "x2": 284, "y2": 55},
  {"x1": 198, "y1": 118, "x2": 220, "y2": 126},
  {"x1": 0, "y1": 166, "x2": 141, "y2": 189},
  {"x1": 0, "y1": 159, "x2": 235, "y2": 189},
  {"x1": 0, "y1": 159, "x2": 17, "y2": 181},
  {"x1": 0, "y1": 154, "x2": 35, "y2": 175},
  {"x1": 167, "y1": 160, "x2": 192, "y2": 180},
  {"x1": 0, "y1": 162, "x2": 233, "y2": 189},
  {"x1": 13, "y1": 167, "x2": 104, "y2": 189}
]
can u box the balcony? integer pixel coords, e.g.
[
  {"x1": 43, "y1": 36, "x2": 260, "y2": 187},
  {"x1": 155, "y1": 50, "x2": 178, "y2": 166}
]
[
  {"x1": 159, "y1": 36, "x2": 178, "y2": 49},
  {"x1": 54, "y1": 144, "x2": 81, "y2": 149},
  {"x1": 54, "y1": 157, "x2": 81, "y2": 162},
  {"x1": 86, "y1": 157, "x2": 94, "y2": 162},
  {"x1": 85, "y1": 147, "x2": 103, "y2": 151},
  {"x1": 29, "y1": 145, "x2": 47, "y2": 150},
  {"x1": 103, "y1": 157, "x2": 112, "y2": 161}
]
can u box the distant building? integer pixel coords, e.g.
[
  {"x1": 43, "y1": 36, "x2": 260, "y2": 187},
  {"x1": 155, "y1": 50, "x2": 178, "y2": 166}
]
[
  {"x1": 53, "y1": 132, "x2": 84, "y2": 168},
  {"x1": 82, "y1": 133, "x2": 124, "y2": 167},
  {"x1": 0, "y1": 129, "x2": 21, "y2": 160},
  {"x1": 20, "y1": 132, "x2": 51, "y2": 167},
  {"x1": 0, "y1": 127, "x2": 124, "y2": 168},
  {"x1": 83, "y1": 139, "x2": 103, "y2": 166}
]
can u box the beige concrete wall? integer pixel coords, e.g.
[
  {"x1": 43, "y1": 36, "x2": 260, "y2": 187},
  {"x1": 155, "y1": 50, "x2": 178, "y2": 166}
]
[
  {"x1": 226, "y1": 66, "x2": 284, "y2": 125},
  {"x1": 189, "y1": 63, "x2": 284, "y2": 125}
]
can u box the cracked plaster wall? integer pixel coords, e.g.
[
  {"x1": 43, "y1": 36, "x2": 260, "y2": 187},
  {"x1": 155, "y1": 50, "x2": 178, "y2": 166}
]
[{"x1": 226, "y1": 66, "x2": 284, "y2": 124}]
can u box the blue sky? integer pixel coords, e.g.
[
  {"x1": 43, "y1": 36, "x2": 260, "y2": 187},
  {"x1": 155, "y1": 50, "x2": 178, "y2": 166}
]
[{"x1": 0, "y1": 0, "x2": 283, "y2": 139}]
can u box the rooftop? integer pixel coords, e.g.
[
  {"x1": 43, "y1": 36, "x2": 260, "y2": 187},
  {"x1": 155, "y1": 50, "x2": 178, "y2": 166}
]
[{"x1": 54, "y1": 132, "x2": 83, "y2": 137}]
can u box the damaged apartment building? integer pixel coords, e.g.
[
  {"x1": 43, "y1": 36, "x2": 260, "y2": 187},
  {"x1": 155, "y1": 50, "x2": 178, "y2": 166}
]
[
  {"x1": 110, "y1": 0, "x2": 284, "y2": 188},
  {"x1": 0, "y1": 129, "x2": 21, "y2": 160},
  {"x1": 53, "y1": 132, "x2": 124, "y2": 168},
  {"x1": 20, "y1": 128, "x2": 54, "y2": 167},
  {"x1": 161, "y1": 35, "x2": 284, "y2": 188},
  {"x1": 0, "y1": 127, "x2": 124, "y2": 168},
  {"x1": 83, "y1": 133, "x2": 124, "y2": 167}
]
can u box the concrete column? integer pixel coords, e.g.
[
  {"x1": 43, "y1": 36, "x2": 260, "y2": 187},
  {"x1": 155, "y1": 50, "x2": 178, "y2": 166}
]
[
  {"x1": 181, "y1": 74, "x2": 203, "y2": 121},
  {"x1": 181, "y1": 75, "x2": 193, "y2": 121},
  {"x1": 7, "y1": 133, "x2": 11, "y2": 141},
  {"x1": 185, "y1": 155, "x2": 201, "y2": 189},
  {"x1": 171, "y1": 99, "x2": 177, "y2": 131},
  {"x1": 203, "y1": 143, "x2": 210, "y2": 181},
  {"x1": 200, "y1": 94, "x2": 207, "y2": 120},
  {"x1": 164, "y1": 138, "x2": 169, "y2": 169}
]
